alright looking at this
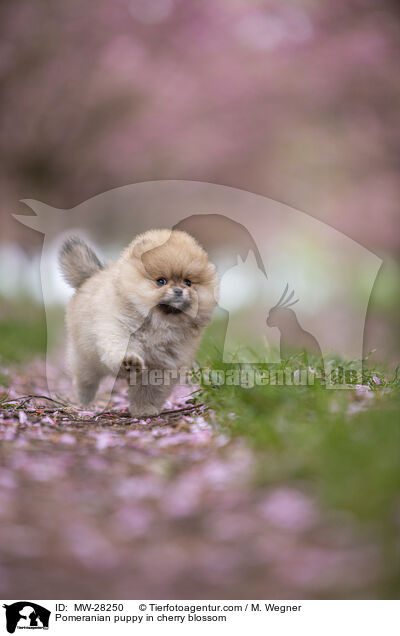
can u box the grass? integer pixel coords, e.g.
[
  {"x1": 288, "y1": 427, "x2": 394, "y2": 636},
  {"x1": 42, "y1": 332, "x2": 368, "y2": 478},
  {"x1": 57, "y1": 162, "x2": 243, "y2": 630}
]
[
  {"x1": 0, "y1": 296, "x2": 47, "y2": 364},
  {"x1": 0, "y1": 296, "x2": 65, "y2": 365},
  {"x1": 196, "y1": 332, "x2": 400, "y2": 594},
  {"x1": 197, "y1": 324, "x2": 400, "y2": 528},
  {"x1": 205, "y1": 381, "x2": 399, "y2": 515}
]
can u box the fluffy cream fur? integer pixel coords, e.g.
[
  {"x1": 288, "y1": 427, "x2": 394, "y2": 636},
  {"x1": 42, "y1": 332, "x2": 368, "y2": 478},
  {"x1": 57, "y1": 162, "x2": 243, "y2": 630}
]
[{"x1": 60, "y1": 229, "x2": 218, "y2": 417}]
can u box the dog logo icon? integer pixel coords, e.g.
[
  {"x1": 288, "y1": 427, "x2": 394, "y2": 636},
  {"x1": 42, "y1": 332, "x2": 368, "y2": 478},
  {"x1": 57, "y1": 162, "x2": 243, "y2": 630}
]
[{"x1": 2, "y1": 602, "x2": 51, "y2": 634}]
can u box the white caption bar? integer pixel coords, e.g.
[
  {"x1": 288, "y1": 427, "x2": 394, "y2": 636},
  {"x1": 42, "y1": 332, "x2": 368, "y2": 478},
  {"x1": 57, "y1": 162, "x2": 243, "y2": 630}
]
[{"x1": 1, "y1": 599, "x2": 398, "y2": 635}]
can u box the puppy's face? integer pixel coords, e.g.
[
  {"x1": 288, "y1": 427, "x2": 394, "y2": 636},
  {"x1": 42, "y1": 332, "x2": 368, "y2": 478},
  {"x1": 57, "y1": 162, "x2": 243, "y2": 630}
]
[
  {"x1": 152, "y1": 275, "x2": 194, "y2": 315},
  {"x1": 118, "y1": 230, "x2": 218, "y2": 324}
]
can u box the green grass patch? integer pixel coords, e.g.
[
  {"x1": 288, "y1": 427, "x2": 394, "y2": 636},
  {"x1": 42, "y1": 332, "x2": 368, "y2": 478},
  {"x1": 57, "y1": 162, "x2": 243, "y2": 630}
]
[
  {"x1": 197, "y1": 327, "x2": 400, "y2": 527},
  {"x1": 0, "y1": 296, "x2": 47, "y2": 364}
]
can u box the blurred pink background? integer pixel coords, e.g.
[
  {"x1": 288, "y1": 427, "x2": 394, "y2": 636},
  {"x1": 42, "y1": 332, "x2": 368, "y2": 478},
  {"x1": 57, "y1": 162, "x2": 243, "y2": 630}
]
[{"x1": 0, "y1": 0, "x2": 399, "y2": 361}]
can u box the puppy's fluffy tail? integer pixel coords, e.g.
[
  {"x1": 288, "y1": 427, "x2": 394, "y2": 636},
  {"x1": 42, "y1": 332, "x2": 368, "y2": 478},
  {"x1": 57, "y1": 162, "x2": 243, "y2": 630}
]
[{"x1": 59, "y1": 236, "x2": 104, "y2": 289}]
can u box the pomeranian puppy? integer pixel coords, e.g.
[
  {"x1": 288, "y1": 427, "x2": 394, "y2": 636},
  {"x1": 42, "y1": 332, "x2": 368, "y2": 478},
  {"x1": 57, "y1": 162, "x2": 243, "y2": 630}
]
[{"x1": 59, "y1": 229, "x2": 218, "y2": 417}]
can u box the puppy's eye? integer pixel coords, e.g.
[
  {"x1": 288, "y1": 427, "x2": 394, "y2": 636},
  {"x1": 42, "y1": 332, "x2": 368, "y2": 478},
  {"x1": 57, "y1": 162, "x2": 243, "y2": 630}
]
[
  {"x1": 183, "y1": 279, "x2": 191, "y2": 287},
  {"x1": 156, "y1": 278, "x2": 168, "y2": 286}
]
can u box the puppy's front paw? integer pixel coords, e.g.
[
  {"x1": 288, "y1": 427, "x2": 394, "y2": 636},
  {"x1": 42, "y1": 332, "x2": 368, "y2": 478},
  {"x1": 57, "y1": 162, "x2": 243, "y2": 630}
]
[
  {"x1": 129, "y1": 404, "x2": 160, "y2": 419},
  {"x1": 120, "y1": 353, "x2": 145, "y2": 380}
]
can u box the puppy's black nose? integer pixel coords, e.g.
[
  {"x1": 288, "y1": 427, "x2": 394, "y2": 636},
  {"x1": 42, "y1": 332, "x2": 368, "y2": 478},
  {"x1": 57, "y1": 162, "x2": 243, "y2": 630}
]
[{"x1": 173, "y1": 288, "x2": 183, "y2": 296}]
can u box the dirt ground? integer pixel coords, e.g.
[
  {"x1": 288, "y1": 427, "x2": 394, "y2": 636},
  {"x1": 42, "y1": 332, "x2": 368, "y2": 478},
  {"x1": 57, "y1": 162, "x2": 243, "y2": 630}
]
[{"x1": 0, "y1": 360, "x2": 389, "y2": 599}]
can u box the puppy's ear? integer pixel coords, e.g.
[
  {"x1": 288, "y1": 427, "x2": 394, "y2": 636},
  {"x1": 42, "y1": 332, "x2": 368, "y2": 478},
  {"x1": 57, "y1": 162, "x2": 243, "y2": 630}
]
[
  {"x1": 125, "y1": 242, "x2": 144, "y2": 259},
  {"x1": 200, "y1": 262, "x2": 218, "y2": 292},
  {"x1": 125, "y1": 230, "x2": 173, "y2": 260},
  {"x1": 121, "y1": 238, "x2": 149, "y2": 262}
]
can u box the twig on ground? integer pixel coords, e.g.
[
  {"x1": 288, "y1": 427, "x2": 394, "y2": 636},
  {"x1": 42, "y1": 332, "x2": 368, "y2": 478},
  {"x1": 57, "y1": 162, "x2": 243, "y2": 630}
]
[
  {"x1": 1, "y1": 394, "x2": 72, "y2": 409},
  {"x1": 0, "y1": 393, "x2": 207, "y2": 426}
]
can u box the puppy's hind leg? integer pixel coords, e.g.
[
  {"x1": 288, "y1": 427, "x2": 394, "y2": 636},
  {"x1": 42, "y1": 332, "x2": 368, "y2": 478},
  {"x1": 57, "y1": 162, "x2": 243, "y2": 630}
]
[
  {"x1": 127, "y1": 380, "x2": 176, "y2": 419},
  {"x1": 75, "y1": 375, "x2": 100, "y2": 407},
  {"x1": 70, "y1": 350, "x2": 101, "y2": 407}
]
